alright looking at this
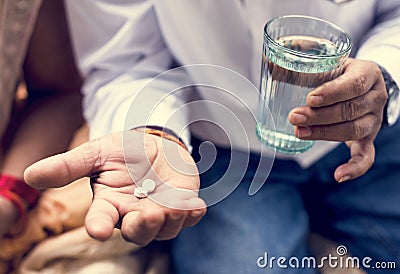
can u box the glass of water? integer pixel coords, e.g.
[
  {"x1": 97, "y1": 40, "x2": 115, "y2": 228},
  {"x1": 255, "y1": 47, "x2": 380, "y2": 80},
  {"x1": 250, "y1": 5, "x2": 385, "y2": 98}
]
[{"x1": 256, "y1": 15, "x2": 352, "y2": 154}]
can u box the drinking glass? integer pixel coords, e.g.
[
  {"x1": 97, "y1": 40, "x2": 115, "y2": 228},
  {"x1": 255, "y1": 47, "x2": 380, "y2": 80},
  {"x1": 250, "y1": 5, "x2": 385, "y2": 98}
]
[{"x1": 256, "y1": 15, "x2": 352, "y2": 154}]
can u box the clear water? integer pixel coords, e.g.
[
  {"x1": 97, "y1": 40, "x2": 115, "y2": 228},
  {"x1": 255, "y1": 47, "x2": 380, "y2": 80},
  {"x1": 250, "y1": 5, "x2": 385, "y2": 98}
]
[{"x1": 256, "y1": 36, "x2": 344, "y2": 154}]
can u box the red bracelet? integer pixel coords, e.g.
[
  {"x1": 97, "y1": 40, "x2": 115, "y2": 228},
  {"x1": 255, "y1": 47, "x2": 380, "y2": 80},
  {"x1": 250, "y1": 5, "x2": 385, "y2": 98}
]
[
  {"x1": 0, "y1": 174, "x2": 40, "y2": 211},
  {"x1": 0, "y1": 174, "x2": 40, "y2": 235}
]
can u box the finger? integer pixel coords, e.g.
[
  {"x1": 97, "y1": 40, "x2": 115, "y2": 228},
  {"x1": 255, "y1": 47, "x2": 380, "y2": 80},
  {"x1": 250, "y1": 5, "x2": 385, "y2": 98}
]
[
  {"x1": 24, "y1": 141, "x2": 100, "y2": 188},
  {"x1": 334, "y1": 140, "x2": 375, "y2": 183},
  {"x1": 148, "y1": 187, "x2": 206, "y2": 231},
  {"x1": 120, "y1": 190, "x2": 206, "y2": 243},
  {"x1": 294, "y1": 113, "x2": 378, "y2": 141},
  {"x1": 155, "y1": 209, "x2": 186, "y2": 240},
  {"x1": 85, "y1": 198, "x2": 120, "y2": 241},
  {"x1": 155, "y1": 197, "x2": 207, "y2": 239},
  {"x1": 290, "y1": 89, "x2": 385, "y2": 126},
  {"x1": 183, "y1": 205, "x2": 207, "y2": 227},
  {"x1": 149, "y1": 186, "x2": 204, "y2": 210},
  {"x1": 24, "y1": 138, "x2": 103, "y2": 188},
  {"x1": 120, "y1": 201, "x2": 165, "y2": 245},
  {"x1": 306, "y1": 60, "x2": 381, "y2": 107}
]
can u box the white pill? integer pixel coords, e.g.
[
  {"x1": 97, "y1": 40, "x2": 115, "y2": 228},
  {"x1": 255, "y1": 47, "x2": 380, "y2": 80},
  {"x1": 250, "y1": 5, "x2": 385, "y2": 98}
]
[
  {"x1": 134, "y1": 187, "x2": 148, "y2": 198},
  {"x1": 142, "y1": 179, "x2": 156, "y2": 193}
]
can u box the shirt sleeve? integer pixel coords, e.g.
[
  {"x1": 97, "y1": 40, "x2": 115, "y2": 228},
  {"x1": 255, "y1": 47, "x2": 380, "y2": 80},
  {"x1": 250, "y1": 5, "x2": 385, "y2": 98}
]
[
  {"x1": 356, "y1": 0, "x2": 400, "y2": 84},
  {"x1": 64, "y1": 0, "x2": 190, "y2": 143}
]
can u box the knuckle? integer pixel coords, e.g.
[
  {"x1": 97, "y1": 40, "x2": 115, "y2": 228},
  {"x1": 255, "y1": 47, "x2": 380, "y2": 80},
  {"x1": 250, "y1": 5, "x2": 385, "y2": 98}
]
[
  {"x1": 341, "y1": 94, "x2": 378, "y2": 122},
  {"x1": 341, "y1": 99, "x2": 363, "y2": 121},
  {"x1": 168, "y1": 210, "x2": 185, "y2": 221},
  {"x1": 371, "y1": 114, "x2": 381, "y2": 132},
  {"x1": 315, "y1": 126, "x2": 329, "y2": 139},
  {"x1": 369, "y1": 90, "x2": 387, "y2": 122},
  {"x1": 352, "y1": 73, "x2": 368, "y2": 94},
  {"x1": 376, "y1": 89, "x2": 388, "y2": 107},
  {"x1": 341, "y1": 101, "x2": 355, "y2": 121},
  {"x1": 358, "y1": 96, "x2": 370, "y2": 114},
  {"x1": 142, "y1": 212, "x2": 164, "y2": 228},
  {"x1": 85, "y1": 138, "x2": 102, "y2": 169},
  {"x1": 351, "y1": 120, "x2": 372, "y2": 139},
  {"x1": 371, "y1": 62, "x2": 383, "y2": 80}
]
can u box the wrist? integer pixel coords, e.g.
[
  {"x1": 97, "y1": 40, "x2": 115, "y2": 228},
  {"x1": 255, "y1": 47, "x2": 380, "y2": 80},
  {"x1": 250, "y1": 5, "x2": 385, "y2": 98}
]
[
  {"x1": 0, "y1": 174, "x2": 40, "y2": 233},
  {"x1": 378, "y1": 65, "x2": 400, "y2": 127},
  {"x1": 132, "y1": 126, "x2": 188, "y2": 151}
]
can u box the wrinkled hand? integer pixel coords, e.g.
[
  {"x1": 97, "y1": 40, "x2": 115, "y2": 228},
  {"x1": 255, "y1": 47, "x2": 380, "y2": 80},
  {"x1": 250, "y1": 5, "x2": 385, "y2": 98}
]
[
  {"x1": 24, "y1": 130, "x2": 206, "y2": 245},
  {"x1": 289, "y1": 58, "x2": 387, "y2": 182}
]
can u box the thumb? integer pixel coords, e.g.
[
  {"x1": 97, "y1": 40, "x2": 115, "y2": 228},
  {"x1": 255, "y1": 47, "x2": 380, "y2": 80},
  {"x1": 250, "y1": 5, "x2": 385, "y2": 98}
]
[
  {"x1": 24, "y1": 139, "x2": 101, "y2": 189},
  {"x1": 334, "y1": 139, "x2": 375, "y2": 183}
]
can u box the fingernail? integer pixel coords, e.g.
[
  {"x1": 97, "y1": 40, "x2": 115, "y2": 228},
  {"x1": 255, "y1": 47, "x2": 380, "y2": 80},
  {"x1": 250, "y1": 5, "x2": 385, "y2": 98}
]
[
  {"x1": 308, "y1": 95, "x2": 323, "y2": 106},
  {"x1": 296, "y1": 127, "x2": 311, "y2": 138},
  {"x1": 338, "y1": 176, "x2": 351, "y2": 183},
  {"x1": 290, "y1": 113, "x2": 307, "y2": 124}
]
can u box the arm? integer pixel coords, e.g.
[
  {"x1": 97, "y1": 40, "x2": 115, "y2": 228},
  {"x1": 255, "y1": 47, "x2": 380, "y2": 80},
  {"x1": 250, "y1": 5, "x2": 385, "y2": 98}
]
[
  {"x1": 29, "y1": 0, "x2": 206, "y2": 244},
  {"x1": 356, "y1": 0, "x2": 400, "y2": 85},
  {"x1": 65, "y1": 0, "x2": 190, "y2": 141}
]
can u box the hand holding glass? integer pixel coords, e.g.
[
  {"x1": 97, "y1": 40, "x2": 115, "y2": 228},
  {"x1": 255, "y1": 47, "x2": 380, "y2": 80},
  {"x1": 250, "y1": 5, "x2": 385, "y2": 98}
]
[{"x1": 256, "y1": 15, "x2": 352, "y2": 154}]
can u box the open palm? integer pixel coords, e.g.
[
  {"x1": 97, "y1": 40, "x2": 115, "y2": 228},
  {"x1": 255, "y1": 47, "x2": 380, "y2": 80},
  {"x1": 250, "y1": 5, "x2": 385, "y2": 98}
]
[{"x1": 24, "y1": 130, "x2": 206, "y2": 245}]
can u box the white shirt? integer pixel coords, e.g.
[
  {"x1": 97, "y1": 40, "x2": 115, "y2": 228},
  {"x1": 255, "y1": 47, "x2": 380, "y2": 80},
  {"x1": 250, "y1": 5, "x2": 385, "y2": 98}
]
[{"x1": 65, "y1": 0, "x2": 400, "y2": 167}]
